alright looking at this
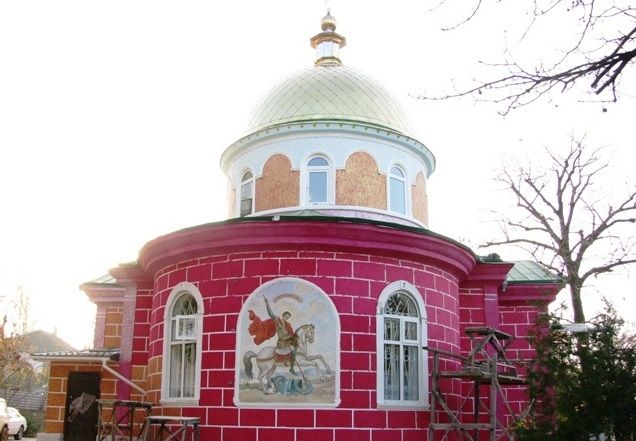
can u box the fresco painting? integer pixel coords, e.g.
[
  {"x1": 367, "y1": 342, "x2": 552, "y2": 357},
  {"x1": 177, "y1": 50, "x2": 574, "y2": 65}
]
[{"x1": 235, "y1": 278, "x2": 339, "y2": 407}]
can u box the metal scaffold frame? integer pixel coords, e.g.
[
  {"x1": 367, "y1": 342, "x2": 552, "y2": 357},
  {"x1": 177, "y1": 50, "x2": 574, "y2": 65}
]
[{"x1": 426, "y1": 327, "x2": 532, "y2": 441}]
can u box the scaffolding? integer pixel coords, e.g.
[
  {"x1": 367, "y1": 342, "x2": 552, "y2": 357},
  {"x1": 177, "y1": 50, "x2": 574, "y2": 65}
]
[{"x1": 427, "y1": 327, "x2": 531, "y2": 441}]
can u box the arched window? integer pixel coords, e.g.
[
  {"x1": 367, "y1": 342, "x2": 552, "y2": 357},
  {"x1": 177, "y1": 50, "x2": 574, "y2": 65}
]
[
  {"x1": 377, "y1": 281, "x2": 427, "y2": 407},
  {"x1": 239, "y1": 170, "x2": 254, "y2": 216},
  {"x1": 389, "y1": 166, "x2": 407, "y2": 215},
  {"x1": 162, "y1": 283, "x2": 203, "y2": 403},
  {"x1": 306, "y1": 155, "x2": 331, "y2": 204}
]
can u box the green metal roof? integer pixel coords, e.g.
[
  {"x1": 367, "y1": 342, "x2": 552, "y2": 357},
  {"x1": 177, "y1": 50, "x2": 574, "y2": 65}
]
[
  {"x1": 247, "y1": 64, "x2": 414, "y2": 136},
  {"x1": 505, "y1": 260, "x2": 562, "y2": 284},
  {"x1": 85, "y1": 274, "x2": 117, "y2": 284}
]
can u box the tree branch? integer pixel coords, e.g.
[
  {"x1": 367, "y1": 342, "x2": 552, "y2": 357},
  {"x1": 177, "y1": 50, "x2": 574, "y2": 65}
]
[
  {"x1": 483, "y1": 138, "x2": 635, "y2": 321},
  {"x1": 423, "y1": 1, "x2": 636, "y2": 113}
]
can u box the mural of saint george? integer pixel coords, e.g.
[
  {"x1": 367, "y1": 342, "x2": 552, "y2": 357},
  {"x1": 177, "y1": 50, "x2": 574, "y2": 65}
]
[{"x1": 235, "y1": 278, "x2": 339, "y2": 407}]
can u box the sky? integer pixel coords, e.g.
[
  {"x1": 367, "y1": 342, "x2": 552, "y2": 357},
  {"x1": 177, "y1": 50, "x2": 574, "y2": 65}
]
[{"x1": 0, "y1": 1, "x2": 634, "y2": 349}]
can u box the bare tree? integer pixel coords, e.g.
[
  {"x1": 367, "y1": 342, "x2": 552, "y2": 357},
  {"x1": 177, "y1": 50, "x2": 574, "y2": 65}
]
[
  {"x1": 0, "y1": 334, "x2": 39, "y2": 403},
  {"x1": 0, "y1": 286, "x2": 40, "y2": 404},
  {"x1": 423, "y1": 0, "x2": 636, "y2": 114},
  {"x1": 485, "y1": 137, "x2": 636, "y2": 322}
]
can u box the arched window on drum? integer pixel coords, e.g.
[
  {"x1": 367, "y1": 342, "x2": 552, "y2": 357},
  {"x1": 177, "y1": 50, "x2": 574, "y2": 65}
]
[
  {"x1": 305, "y1": 155, "x2": 332, "y2": 204},
  {"x1": 388, "y1": 165, "x2": 407, "y2": 215},
  {"x1": 239, "y1": 170, "x2": 255, "y2": 216}
]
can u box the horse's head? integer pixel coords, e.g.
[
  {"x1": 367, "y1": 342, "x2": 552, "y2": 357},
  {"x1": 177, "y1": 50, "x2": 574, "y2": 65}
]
[
  {"x1": 297, "y1": 323, "x2": 315, "y2": 344},
  {"x1": 306, "y1": 324, "x2": 315, "y2": 343}
]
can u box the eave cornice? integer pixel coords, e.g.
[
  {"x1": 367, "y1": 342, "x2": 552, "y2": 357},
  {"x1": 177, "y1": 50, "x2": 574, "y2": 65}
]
[
  {"x1": 501, "y1": 282, "x2": 563, "y2": 305},
  {"x1": 220, "y1": 120, "x2": 436, "y2": 177},
  {"x1": 138, "y1": 218, "x2": 476, "y2": 280}
]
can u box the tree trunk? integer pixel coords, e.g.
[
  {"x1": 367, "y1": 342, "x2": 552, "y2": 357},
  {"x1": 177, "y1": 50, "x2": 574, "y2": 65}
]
[{"x1": 570, "y1": 285, "x2": 586, "y2": 323}]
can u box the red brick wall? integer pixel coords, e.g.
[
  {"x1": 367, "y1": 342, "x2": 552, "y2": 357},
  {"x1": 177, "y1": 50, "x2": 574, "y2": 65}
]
[
  {"x1": 141, "y1": 249, "x2": 461, "y2": 440},
  {"x1": 456, "y1": 287, "x2": 542, "y2": 430},
  {"x1": 498, "y1": 302, "x2": 542, "y2": 420}
]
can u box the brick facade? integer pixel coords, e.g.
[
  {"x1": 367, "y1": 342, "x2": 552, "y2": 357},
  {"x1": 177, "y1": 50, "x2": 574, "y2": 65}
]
[
  {"x1": 41, "y1": 218, "x2": 559, "y2": 441},
  {"x1": 336, "y1": 151, "x2": 386, "y2": 209},
  {"x1": 44, "y1": 363, "x2": 117, "y2": 434}
]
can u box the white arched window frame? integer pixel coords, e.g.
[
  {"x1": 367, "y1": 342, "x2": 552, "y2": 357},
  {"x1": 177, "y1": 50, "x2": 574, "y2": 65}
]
[
  {"x1": 238, "y1": 169, "x2": 255, "y2": 217},
  {"x1": 376, "y1": 281, "x2": 428, "y2": 408},
  {"x1": 161, "y1": 282, "x2": 204, "y2": 404},
  {"x1": 388, "y1": 164, "x2": 409, "y2": 215},
  {"x1": 301, "y1": 154, "x2": 334, "y2": 205}
]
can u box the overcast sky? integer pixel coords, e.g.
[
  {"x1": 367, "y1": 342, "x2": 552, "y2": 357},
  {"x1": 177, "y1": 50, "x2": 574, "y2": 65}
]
[{"x1": 1, "y1": 0, "x2": 634, "y2": 349}]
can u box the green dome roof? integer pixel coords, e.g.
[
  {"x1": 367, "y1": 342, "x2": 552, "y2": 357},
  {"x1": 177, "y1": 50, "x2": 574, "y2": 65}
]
[{"x1": 247, "y1": 64, "x2": 415, "y2": 136}]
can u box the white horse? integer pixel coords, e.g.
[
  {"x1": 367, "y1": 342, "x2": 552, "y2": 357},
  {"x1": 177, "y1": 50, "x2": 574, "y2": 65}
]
[{"x1": 243, "y1": 324, "x2": 332, "y2": 394}]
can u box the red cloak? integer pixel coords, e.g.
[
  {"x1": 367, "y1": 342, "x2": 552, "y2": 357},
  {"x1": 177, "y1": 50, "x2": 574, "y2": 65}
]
[{"x1": 248, "y1": 310, "x2": 294, "y2": 345}]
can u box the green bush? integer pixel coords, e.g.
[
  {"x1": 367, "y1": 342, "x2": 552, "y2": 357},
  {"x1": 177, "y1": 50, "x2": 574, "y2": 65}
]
[
  {"x1": 517, "y1": 305, "x2": 636, "y2": 441},
  {"x1": 21, "y1": 410, "x2": 43, "y2": 437}
]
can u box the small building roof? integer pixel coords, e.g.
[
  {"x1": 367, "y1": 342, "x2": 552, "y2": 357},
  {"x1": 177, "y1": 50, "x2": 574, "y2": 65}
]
[
  {"x1": 30, "y1": 348, "x2": 120, "y2": 362},
  {"x1": 19, "y1": 330, "x2": 76, "y2": 353},
  {"x1": 84, "y1": 274, "x2": 118, "y2": 284},
  {"x1": 506, "y1": 260, "x2": 562, "y2": 284}
]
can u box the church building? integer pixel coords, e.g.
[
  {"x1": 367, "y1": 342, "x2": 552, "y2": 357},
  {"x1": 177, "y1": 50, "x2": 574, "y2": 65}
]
[{"x1": 33, "y1": 12, "x2": 561, "y2": 441}]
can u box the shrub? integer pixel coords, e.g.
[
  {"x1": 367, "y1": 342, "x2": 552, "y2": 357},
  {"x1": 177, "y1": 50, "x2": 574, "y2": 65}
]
[
  {"x1": 517, "y1": 305, "x2": 636, "y2": 441},
  {"x1": 21, "y1": 410, "x2": 43, "y2": 437}
]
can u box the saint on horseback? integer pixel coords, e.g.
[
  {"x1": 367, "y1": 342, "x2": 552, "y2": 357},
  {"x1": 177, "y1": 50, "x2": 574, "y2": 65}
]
[{"x1": 243, "y1": 295, "x2": 332, "y2": 394}]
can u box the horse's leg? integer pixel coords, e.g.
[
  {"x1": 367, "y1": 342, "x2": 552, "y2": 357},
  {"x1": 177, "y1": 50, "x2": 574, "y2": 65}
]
[
  {"x1": 305, "y1": 354, "x2": 332, "y2": 374},
  {"x1": 254, "y1": 346, "x2": 277, "y2": 394},
  {"x1": 256, "y1": 363, "x2": 267, "y2": 393},
  {"x1": 257, "y1": 360, "x2": 276, "y2": 394},
  {"x1": 263, "y1": 362, "x2": 277, "y2": 393},
  {"x1": 296, "y1": 357, "x2": 324, "y2": 381}
]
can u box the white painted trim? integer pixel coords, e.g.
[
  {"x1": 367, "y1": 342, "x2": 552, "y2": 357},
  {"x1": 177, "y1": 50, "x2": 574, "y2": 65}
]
[
  {"x1": 376, "y1": 281, "x2": 429, "y2": 409},
  {"x1": 220, "y1": 121, "x2": 436, "y2": 178},
  {"x1": 256, "y1": 150, "x2": 296, "y2": 176},
  {"x1": 161, "y1": 282, "x2": 204, "y2": 403},
  {"x1": 246, "y1": 204, "x2": 428, "y2": 229}
]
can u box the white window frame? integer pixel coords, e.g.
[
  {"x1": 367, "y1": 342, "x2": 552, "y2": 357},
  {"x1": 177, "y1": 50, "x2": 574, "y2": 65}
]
[
  {"x1": 376, "y1": 280, "x2": 428, "y2": 409},
  {"x1": 387, "y1": 164, "x2": 409, "y2": 216},
  {"x1": 174, "y1": 315, "x2": 197, "y2": 340},
  {"x1": 301, "y1": 153, "x2": 334, "y2": 205},
  {"x1": 161, "y1": 282, "x2": 204, "y2": 405},
  {"x1": 237, "y1": 169, "x2": 255, "y2": 217}
]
